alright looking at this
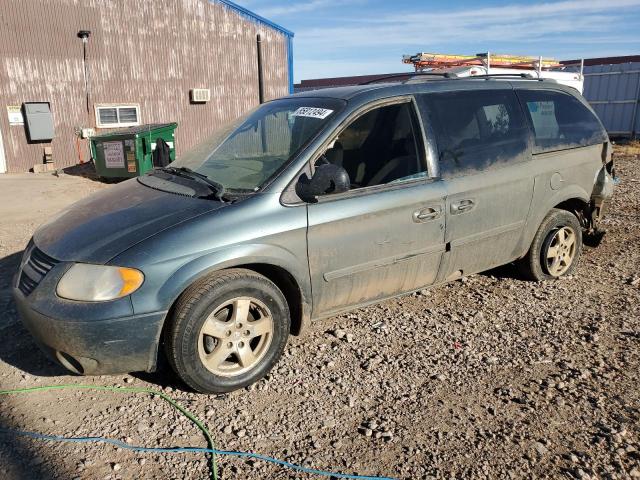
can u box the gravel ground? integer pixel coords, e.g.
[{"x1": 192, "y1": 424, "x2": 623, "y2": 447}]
[{"x1": 0, "y1": 150, "x2": 639, "y2": 480}]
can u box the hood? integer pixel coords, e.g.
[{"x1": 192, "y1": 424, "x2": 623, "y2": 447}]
[{"x1": 34, "y1": 178, "x2": 225, "y2": 263}]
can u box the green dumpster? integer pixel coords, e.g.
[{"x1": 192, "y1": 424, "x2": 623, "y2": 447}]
[{"x1": 90, "y1": 123, "x2": 177, "y2": 178}]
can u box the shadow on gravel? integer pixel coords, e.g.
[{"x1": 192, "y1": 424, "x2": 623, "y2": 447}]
[
  {"x1": 131, "y1": 357, "x2": 224, "y2": 399},
  {"x1": 62, "y1": 162, "x2": 126, "y2": 184},
  {"x1": 481, "y1": 262, "x2": 527, "y2": 281},
  {"x1": 0, "y1": 252, "x2": 21, "y2": 322},
  {"x1": 132, "y1": 357, "x2": 188, "y2": 391},
  {"x1": 61, "y1": 162, "x2": 100, "y2": 181},
  {"x1": 133, "y1": 348, "x2": 233, "y2": 398},
  {"x1": 0, "y1": 251, "x2": 66, "y2": 377},
  {"x1": 0, "y1": 416, "x2": 72, "y2": 480}
]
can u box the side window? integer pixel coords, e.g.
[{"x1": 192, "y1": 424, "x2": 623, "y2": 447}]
[
  {"x1": 323, "y1": 101, "x2": 426, "y2": 189},
  {"x1": 516, "y1": 90, "x2": 606, "y2": 153},
  {"x1": 418, "y1": 90, "x2": 529, "y2": 178}
]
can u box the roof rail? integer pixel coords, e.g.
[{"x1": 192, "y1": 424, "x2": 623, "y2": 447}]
[
  {"x1": 357, "y1": 72, "x2": 551, "y2": 88},
  {"x1": 462, "y1": 73, "x2": 538, "y2": 79},
  {"x1": 359, "y1": 72, "x2": 456, "y2": 85}
]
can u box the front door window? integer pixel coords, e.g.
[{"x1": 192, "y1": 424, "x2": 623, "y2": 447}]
[{"x1": 323, "y1": 101, "x2": 427, "y2": 189}]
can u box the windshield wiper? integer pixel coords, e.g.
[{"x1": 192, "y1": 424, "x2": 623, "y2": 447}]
[{"x1": 158, "y1": 166, "x2": 226, "y2": 201}]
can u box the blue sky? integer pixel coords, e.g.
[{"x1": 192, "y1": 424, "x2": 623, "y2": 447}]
[{"x1": 239, "y1": 0, "x2": 640, "y2": 82}]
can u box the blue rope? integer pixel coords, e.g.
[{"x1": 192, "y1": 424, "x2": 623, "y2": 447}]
[{"x1": 0, "y1": 428, "x2": 396, "y2": 480}]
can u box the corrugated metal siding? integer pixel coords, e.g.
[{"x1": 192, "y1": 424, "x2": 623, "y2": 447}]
[
  {"x1": 583, "y1": 62, "x2": 640, "y2": 137},
  {"x1": 0, "y1": 0, "x2": 291, "y2": 173}
]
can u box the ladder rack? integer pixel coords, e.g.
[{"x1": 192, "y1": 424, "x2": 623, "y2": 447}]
[{"x1": 402, "y1": 52, "x2": 562, "y2": 72}]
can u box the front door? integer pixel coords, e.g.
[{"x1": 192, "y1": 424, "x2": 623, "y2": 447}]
[
  {"x1": 306, "y1": 98, "x2": 447, "y2": 317},
  {"x1": 417, "y1": 89, "x2": 535, "y2": 278}
]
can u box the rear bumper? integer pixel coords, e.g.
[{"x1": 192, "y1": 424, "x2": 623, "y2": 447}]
[
  {"x1": 589, "y1": 164, "x2": 615, "y2": 233},
  {"x1": 14, "y1": 287, "x2": 166, "y2": 375}
]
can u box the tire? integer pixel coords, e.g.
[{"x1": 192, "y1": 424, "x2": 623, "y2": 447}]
[
  {"x1": 165, "y1": 269, "x2": 290, "y2": 394},
  {"x1": 519, "y1": 208, "x2": 583, "y2": 282}
]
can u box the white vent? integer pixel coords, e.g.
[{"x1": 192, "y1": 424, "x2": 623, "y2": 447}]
[{"x1": 190, "y1": 88, "x2": 211, "y2": 103}]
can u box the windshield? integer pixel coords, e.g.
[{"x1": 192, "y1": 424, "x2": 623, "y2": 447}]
[{"x1": 173, "y1": 98, "x2": 346, "y2": 191}]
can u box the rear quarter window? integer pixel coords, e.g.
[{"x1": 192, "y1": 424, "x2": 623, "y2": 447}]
[
  {"x1": 417, "y1": 90, "x2": 529, "y2": 179},
  {"x1": 516, "y1": 89, "x2": 607, "y2": 154}
]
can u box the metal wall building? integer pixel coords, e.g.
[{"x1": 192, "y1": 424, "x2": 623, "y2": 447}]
[
  {"x1": 582, "y1": 61, "x2": 640, "y2": 139},
  {"x1": 0, "y1": 0, "x2": 294, "y2": 173}
]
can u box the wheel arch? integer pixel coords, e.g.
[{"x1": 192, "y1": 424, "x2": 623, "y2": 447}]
[
  {"x1": 553, "y1": 197, "x2": 591, "y2": 228},
  {"x1": 519, "y1": 185, "x2": 591, "y2": 259},
  {"x1": 517, "y1": 207, "x2": 584, "y2": 281},
  {"x1": 156, "y1": 247, "x2": 312, "y2": 341},
  {"x1": 236, "y1": 263, "x2": 307, "y2": 336}
]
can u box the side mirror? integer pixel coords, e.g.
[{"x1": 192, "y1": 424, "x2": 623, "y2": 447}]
[{"x1": 296, "y1": 162, "x2": 350, "y2": 203}]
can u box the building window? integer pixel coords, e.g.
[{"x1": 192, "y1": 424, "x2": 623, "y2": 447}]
[{"x1": 95, "y1": 104, "x2": 140, "y2": 128}]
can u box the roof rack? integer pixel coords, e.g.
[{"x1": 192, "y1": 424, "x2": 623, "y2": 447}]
[
  {"x1": 403, "y1": 52, "x2": 562, "y2": 72},
  {"x1": 398, "y1": 51, "x2": 584, "y2": 93}
]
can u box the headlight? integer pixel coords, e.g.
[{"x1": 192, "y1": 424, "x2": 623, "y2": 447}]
[{"x1": 57, "y1": 264, "x2": 144, "y2": 301}]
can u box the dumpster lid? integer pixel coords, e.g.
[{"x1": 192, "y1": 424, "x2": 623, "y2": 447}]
[{"x1": 92, "y1": 123, "x2": 177, "y2": 139}]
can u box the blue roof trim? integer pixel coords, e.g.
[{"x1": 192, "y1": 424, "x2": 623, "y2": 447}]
[
  {"x1": 287, "y1": 36, "x2": 294, "y2": 94},
  {"x1": 212, "y1": 0, "x2": 294, "y2": 37}
]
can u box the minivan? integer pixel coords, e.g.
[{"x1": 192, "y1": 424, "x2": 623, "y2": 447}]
[{"x1": 14, "y1": 77, "x2": 615, "y2": 393}]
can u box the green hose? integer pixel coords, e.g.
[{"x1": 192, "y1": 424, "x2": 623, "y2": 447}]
[{"x1": 0, "y1": 384, "x2": 218, "y2": 480}]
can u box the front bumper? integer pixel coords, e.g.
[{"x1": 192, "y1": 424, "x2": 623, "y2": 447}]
[{"x1": 12, "y1": 255, "x2": 167, "y2": 375}]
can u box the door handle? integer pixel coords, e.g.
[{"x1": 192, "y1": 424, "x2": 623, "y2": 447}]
[
  {"x1": 451, "y1": 199, "x2": 475, "y2": 214},
  {"x1": 413, "y1": 206, "x2": 442, "y2": 223}
]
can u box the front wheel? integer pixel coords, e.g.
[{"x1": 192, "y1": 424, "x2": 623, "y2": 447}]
[
  {"x1": 165, "y1": 269, "x2": 290, "y2": 393},
  {"x1": 519, "y1": 208, "x2": 583, "y2": 281}
]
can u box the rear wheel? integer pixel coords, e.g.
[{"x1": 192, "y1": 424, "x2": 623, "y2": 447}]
[
  {"x1": 165, "y1": 269, "x2": 290, "y2": 393},
  {"x1": 519, "y1": 208, "x2": 583, "y2": 281}
]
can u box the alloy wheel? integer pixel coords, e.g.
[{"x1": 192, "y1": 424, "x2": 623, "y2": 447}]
[
  {"x1": 544, "y1": 226, "x2": 577, "y2": 277},
  {"x1": 197, "y1": 297, "x2": 273, "y2": 377}
]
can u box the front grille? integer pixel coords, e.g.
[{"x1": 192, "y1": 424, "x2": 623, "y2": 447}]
[{"x1": 18, "y1": 246, "x2": 59, "y2": 296}]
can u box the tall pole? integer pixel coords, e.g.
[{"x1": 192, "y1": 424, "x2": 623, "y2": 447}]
[
  {"x1": 77, "y1": 30, "x2": 92, "y2": 122},
  {"x1": 256, "y1": 34, "x2": 267, "y2": 153},
  {"x1": 256, "y1": 34, "x2": 265, "y2": 104}
]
